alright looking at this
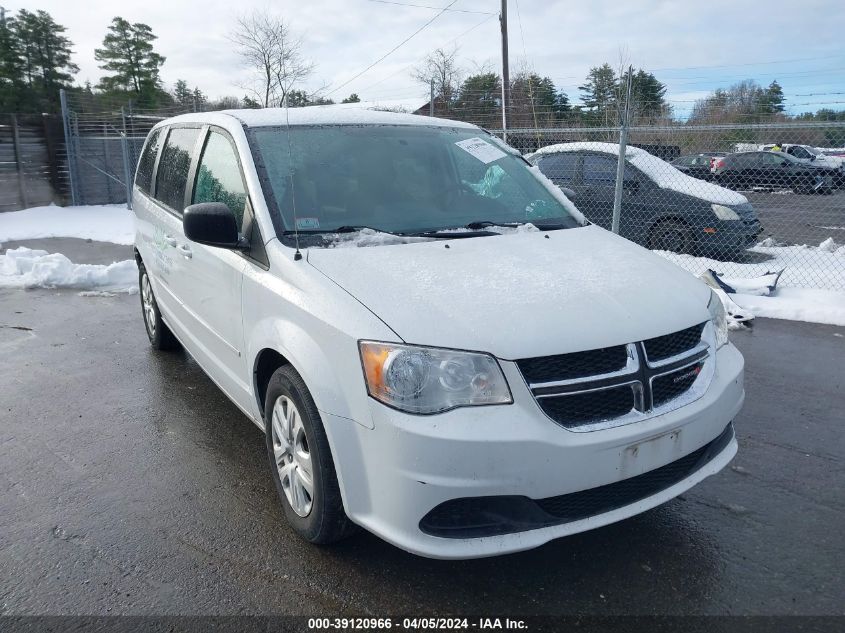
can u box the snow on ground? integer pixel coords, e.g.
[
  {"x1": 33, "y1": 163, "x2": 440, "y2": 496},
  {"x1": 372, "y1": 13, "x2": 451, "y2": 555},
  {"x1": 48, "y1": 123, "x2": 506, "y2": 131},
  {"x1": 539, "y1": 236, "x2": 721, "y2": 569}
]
[
  {"x1": 0, "y1": 247, "x2": 136, "y2": 292},
  {"x1": 0, "y1": 204, "x2": 134, "y2": 246},
  {"x1": 657, "y1": 239, "x2": 845, "y2": 326},
  {"x1": 656, "y1": 238, "x2": 845, "y2": 291}
]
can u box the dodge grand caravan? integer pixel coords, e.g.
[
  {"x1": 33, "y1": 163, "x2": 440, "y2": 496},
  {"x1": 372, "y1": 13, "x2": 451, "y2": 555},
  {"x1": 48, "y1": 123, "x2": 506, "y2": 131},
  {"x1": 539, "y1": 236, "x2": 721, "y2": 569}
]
[{"x1": 132, "y1": 108, "x2": 743, "y2": 559}]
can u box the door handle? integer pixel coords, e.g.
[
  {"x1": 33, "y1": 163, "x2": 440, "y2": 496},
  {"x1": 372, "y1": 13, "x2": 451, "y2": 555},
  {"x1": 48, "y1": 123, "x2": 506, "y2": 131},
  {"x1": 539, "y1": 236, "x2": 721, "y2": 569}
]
[
  {"x1": 163, "y1": 234, "x2": 178, "y2": 247},
  {"x1": 176, "y1": 244, "x2": 192, "y2": 259}
]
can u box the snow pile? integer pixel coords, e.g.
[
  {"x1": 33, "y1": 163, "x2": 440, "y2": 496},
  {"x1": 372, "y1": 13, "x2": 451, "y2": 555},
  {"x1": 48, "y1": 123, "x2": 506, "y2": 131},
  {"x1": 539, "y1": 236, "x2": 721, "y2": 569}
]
[
  {"x1": 529, "y1": 142, "x2": 747, "y2": 206},
  {"x1": 657, "y1": 240, "x2": 845, "y2": 326},
  {"x1": 0, "y1": 204, "x2": 135, "y2": 245},
  {"x1": 0, "y1": 247, "x2": 136, "y2": 291},
  {"x1": 657, "y1": 239, "x2": 845, "y2": 291}
]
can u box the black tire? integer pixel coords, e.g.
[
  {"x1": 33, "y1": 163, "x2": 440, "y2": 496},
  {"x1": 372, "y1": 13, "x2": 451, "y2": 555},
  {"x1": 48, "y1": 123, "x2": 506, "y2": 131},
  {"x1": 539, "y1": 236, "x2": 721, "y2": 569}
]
[
  {"x1": 138, "y1": 262, "x2": 180, "y2": 351},
  {"x1": 264, "y1": 364, "x2": 355, "y2": 544},
  {"x1": 648, "y1": 218, "x2": 693, "y2": 254}
]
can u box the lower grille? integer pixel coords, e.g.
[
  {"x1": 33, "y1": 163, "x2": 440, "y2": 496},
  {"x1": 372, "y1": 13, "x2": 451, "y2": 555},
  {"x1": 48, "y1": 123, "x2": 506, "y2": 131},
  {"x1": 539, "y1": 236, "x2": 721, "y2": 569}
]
[
  {"x1": 538, "y1": 384, "x2": 637, "y2": 426},
  {"x1": 419, "y1": 423, "x2": 734, "y2": 539}
]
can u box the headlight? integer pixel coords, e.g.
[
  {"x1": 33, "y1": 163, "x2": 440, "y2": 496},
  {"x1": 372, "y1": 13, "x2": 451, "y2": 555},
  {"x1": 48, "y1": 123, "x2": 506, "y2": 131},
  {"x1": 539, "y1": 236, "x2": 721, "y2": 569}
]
[
  {"x1": 359, "y1": 341, "x2": 512, "y2": 414},
  {"x1": 708, "y1": 289, "x2": 729, "y2": 349},
  {"x1": 712, "y1": 204, "x2": 740, "y2": 221}
]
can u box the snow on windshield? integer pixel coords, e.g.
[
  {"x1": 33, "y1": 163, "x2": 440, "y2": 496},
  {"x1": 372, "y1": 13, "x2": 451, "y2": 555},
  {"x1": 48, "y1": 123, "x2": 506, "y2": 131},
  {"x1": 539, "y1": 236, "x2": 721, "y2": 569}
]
[{"x1": 531, "y1": 142, "x2": 749, "y2": 206}]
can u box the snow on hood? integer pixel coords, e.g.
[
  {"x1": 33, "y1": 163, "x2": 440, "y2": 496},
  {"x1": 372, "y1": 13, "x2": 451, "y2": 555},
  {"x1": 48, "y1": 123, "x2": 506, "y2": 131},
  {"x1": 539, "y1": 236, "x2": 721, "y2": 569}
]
[
  {"x1": 306, "y1": 225, "x2": 711, "y2": 359},
  {"x1": 530, "y1": 142, "x2": 749, "y2": 207}
]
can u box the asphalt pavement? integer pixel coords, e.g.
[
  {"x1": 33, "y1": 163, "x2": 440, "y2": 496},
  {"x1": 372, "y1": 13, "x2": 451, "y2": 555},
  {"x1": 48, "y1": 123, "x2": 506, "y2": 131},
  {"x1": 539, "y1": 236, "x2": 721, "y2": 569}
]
[
  {"x1": 743, "y1": 189, "x2": 845, "y2": 247},
  {"x1": 0, "y1": 239, "x2": 843, "y2": 617}
]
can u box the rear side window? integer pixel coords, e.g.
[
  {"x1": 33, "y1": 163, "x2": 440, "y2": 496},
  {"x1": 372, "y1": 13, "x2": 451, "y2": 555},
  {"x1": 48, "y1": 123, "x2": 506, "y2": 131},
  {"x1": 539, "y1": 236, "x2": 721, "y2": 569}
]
[
  {"x1": 192, "y1": 131, "x2": 248, "y2": 229},
  {"x1": 538, "y1": 153, "x2": 579, "y2": 183},
  {"x1": 155, "y1": 127, "x2": 202, "y2": 212},
  {"x1": 583, "y1": 154, "x2": 618, "y2": 184},
  {"x1": 136, "y1": 128, "x2": 162, "y2": 194}
]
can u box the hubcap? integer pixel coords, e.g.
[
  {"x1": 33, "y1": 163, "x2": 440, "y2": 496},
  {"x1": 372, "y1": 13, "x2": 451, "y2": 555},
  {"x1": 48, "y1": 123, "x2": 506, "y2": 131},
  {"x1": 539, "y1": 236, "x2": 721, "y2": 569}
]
[
  {"x1": 658, "y1": 226, "x2": 686, "y2": 252},
  {"x1": 271, "y1": 395, "x2": 314, "y2": 517},
  {"x1": 141, "y1": 274, "x2": 156, "y2": 338}
]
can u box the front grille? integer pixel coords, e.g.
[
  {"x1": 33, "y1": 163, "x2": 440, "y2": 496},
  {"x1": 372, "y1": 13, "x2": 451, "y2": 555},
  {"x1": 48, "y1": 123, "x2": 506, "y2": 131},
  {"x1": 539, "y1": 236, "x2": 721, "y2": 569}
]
[
  {"x1": 652, "y1": 361, "x2": 705, "y2": 408},
  {"x1": 517, "y1": 323, "x2": 709, "y2": 431},
  {"x1": 420, "y1": 423, "x2": 735, "y2": 538},
  {"x1": 642, "y1": 323, "x2": 705, "y2": 363},
  {"x1": 537, "y1": 384, "x2": 637, "y2": 426},
  {"x1": 516, "y1": 345, "x2": 628, "y2": 383}
]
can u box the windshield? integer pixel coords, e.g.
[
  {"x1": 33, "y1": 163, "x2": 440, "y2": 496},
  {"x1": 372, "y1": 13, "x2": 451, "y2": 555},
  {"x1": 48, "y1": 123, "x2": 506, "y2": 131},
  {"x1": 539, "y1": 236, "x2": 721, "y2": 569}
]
[
  {"x1": 247, "y1": 124, "x2": 582, "y2": 244},
  {"x1": 803, "y1": 146, "x2": 821, "y2": 156}
]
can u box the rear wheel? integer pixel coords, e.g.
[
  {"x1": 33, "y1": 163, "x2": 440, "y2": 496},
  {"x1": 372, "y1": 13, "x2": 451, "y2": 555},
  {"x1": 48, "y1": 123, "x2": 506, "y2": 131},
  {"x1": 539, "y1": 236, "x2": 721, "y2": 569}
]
[
  {"x1": 264, "y1": 365, "x2": 355, "y2": 544},
  {"x1": 139, "y1": 263, "x2": 180, "y2": 351},
  {"x1": 648, "y1": 219, "x2": 693, "y2": 254}
]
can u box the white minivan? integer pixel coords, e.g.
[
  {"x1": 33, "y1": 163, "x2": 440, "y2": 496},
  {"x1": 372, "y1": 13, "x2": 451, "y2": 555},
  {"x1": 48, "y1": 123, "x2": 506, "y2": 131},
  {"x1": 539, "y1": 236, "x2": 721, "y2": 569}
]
[{"x1": 132, "y1": 108, "x2": 744, "y2": 559}]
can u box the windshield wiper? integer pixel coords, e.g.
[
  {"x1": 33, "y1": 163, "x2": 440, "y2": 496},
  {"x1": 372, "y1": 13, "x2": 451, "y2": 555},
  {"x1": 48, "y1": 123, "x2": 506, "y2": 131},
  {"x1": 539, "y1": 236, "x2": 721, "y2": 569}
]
[
  {"x1": 282, "y1": 225, "x2": 401, "y2": 236},
  {"x1": 464, "y1": 220, "x2": 525, "y2": 230},
  {"x1": 403, "y1": 229, "x2": 499, "y2": 239}
]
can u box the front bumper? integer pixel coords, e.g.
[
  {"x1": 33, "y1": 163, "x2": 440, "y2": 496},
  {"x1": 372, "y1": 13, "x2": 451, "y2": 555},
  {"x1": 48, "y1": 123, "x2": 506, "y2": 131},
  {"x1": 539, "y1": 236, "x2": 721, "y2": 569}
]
[{"x1": 323, "y1": 343, "x2": 744, "y2": 559}]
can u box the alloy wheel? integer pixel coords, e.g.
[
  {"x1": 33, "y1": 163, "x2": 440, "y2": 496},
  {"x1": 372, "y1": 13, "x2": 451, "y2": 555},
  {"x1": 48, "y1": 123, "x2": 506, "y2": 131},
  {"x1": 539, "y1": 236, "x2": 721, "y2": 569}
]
[{"x1": 141, "y1": 273, "x2": 156, "y2": 338}]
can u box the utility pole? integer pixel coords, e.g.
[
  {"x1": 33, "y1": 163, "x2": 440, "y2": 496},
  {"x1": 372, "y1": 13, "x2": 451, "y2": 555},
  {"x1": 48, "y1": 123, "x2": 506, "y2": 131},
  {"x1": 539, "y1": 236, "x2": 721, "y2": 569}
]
[
  {"x1": 611, "y1": 66, "x2": 633, "y2": 235},
  {"x1": 500, "y1": 0, "x2": 509, "y2": 143}
]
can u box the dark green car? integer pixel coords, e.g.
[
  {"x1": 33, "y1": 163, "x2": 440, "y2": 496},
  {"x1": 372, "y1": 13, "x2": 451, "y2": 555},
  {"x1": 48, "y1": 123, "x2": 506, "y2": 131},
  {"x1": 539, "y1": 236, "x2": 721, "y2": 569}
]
[{"x1": 529, "y1": 143, "x2": 762, "y2": 259}]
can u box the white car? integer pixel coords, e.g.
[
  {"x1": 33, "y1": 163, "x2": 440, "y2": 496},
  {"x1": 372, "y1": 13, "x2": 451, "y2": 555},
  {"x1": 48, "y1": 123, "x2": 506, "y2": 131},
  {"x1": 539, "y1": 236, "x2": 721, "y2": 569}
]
[{"x1": 132, "y1": 108, "x2": 743, "y2": 559}]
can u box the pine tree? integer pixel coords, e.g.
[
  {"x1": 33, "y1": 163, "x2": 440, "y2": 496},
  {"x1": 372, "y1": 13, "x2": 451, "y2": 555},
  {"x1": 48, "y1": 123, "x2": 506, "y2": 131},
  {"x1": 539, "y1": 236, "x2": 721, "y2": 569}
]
[
  {"x1": 95, "y1": 17, "x2": 165, "y2": 98},
  {"x1": 173, "y1": 79, "x2": 192, "y2": 107},
  {"x1": 341, "y1": 93, "x2": 360, "y2": 103},
  {"x1": 454, "y1": 72, "x2": 501, "y2": 129},
  {"x1": 5, "y1": 10, "x2": 77, "y2": 111},
  {"x1": 0, "y1": 15, "x2": 24, "y2": 111},
  {"x1": 630, "y1": 69, "x2": 667, "y2": 120},
  {"x1": 760, "y1": 80, "x2": 785, "y2": 114},
  {"x1": 578, "y1": 63, "x2": 618, "y2": 124},
  {"x1": 242, "y1": 94, "x2": 261, "y2": 109}
]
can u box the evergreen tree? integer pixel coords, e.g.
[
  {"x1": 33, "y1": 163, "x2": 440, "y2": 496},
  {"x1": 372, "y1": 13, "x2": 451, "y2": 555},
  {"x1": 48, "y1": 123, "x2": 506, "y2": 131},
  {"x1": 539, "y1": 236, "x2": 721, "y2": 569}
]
[
  {"x1": 578, "y1": 63, "x2": 618, "y2": 121},
  {"x1": 341, "y1": 93, "x2": 360, "y2": 103},
  {"x1": 760, "y1": 80, "x2": 785, "y2": 114},
  {"x1": 242, "y1": 94, "x2": 261, "y2": 108},
  {"x1": 629, "y1": 69, "x2": 667, "y2": 120},
  {"x1": 95, "y1": 17, "x2": 165, "y2": 102},
  {"x1": 454, "y1": 72, "x2": 501, "y2": 128},
  {"x1": 173, "y1": 79, "x2": 192, "y2": 107},
  {"x1": 0, "y1": 15, "x2": 24, "y2": 111},
  {"x1": 4, "y1": 10, "x2": 77, "y2": 111}
]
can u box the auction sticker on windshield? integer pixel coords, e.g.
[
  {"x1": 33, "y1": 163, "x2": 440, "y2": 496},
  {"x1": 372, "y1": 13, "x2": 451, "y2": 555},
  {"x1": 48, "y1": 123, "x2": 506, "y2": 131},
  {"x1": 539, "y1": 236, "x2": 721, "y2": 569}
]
[{"x1": 455, "y1": 137, "x2": 507, "y2": 164}]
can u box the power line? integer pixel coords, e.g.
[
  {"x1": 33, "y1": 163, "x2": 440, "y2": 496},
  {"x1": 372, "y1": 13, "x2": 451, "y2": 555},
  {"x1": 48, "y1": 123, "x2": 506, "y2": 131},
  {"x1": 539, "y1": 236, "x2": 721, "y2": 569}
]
[
  {"x1": 651, "y1": 54, "x2": 845, "y2": 73},
  {"x1": 326, "y1": 0, "x2": 459, "y2": 96},
  {"x1": 366, "y1": 0, "x2": 494, "y2": 14},
  {"x1": 356, "y1": 11, "x2": 495, "y2": 94}
]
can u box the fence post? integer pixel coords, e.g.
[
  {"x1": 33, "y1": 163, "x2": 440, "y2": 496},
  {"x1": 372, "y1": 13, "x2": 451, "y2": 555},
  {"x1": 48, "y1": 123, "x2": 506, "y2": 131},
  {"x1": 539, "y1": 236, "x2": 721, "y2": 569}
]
[
  {"x1": 611, "y1": 67, "x2": 633, "y2": 235},
  {"x1": 59, "y1": 88, "x2": 79, "y2": 206},
  {"x1": 11, "y1": 113, "x2": 30, "y2": 209},
  {"x1": 120, "y1": 107, "x2": 133, "y2": 210}
]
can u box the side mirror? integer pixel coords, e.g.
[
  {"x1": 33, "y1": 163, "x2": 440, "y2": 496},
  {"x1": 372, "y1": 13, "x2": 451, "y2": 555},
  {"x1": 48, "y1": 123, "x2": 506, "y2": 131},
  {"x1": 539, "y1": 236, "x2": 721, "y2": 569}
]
[
  {"x1": 560, "y1": 186, "x2": 577, "y2": 199},
  {"x1": 810, "y1": 155, "x2": 817, "y2": 161},
  {"x1": 183, "y1": 202, "x2": 248, "y2": 250}
]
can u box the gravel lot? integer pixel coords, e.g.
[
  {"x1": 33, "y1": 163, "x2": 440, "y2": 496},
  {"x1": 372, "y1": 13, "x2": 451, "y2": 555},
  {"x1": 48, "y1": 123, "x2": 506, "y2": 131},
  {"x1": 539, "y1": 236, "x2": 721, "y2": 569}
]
[
  {"x1": 744, "y1": 188, "x2": 845, "y2": 247},
  {"x1": 0, "y1": 238, "x2": 843, "y2": 617}
]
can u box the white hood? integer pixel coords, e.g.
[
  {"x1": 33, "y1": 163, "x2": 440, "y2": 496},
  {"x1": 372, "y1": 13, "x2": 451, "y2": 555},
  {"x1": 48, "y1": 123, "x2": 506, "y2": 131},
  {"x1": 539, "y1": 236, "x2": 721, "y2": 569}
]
[{"x1": 306, "y1": 226, "x2": 711, "y2": 359}]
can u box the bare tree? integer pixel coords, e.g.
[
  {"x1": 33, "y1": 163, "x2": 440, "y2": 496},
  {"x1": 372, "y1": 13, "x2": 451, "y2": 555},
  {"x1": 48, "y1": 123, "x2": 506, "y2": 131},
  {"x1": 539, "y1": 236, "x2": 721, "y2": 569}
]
[
  {"x1": 412, "y1": 45, "x2": 462, "y2": 112},
  {"x1": 230, "y1": 10, "x2": 315, "y2": 108}
]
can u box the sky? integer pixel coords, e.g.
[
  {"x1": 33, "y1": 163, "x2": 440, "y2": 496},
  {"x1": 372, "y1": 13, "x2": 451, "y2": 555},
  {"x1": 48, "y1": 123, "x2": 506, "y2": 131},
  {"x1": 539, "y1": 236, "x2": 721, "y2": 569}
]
[{"x1": 7, "y1": 0, "x2": 845, "y2": 115}]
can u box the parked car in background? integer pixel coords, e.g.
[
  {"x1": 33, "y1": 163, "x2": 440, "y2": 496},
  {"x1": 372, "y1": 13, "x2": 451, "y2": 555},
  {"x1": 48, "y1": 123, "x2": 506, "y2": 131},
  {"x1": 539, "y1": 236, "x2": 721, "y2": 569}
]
[
  {"x1": 131, "y1": 109, "x2": 743, "y2": 559},
  {"x1": 760, "y1": 144, "x2": 845, "y2": 185},
  {"x1": 713, "y1": 151, "x2": 836, "y2": 193},
  {"x1": 671, "y1": 153, "x2": 725, "y2": 181},
  {"x1": 529, "y1": 142, "x2": 761, "y2": 258}
]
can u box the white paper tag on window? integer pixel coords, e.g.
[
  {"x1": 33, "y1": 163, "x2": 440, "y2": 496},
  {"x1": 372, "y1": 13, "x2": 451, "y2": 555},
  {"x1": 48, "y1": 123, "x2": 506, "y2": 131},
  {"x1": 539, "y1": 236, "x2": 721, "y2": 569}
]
[
  {"x1": 295, "y1": 217, "x2": 320, "y2": 230},
  {"x1": 455, "y1": 137, "x2": 507, "y2": 164}
]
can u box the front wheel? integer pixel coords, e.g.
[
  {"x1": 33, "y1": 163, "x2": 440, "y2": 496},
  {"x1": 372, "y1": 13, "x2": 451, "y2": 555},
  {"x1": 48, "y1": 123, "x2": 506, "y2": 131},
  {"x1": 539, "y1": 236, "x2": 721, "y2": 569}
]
[
  {"x1": 264, "y1": 365, "x2": 355, "y2": 544},
  {"x1": 648, "y1": 219, "x2": 693, "y2": 254},
  {"x1": 139, "y1": 263, "x2": 180, "y2": 351}
]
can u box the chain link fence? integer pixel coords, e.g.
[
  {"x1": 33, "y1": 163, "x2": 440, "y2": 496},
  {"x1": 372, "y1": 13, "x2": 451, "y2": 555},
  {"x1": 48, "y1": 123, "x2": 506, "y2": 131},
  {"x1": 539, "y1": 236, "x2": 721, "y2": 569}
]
[
  {"x1": 496, "y1": 121, "x2": 845, "y2": 291},
  {"x1": 57, "y1": 89, "x2": 845, "y2": 290}
]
